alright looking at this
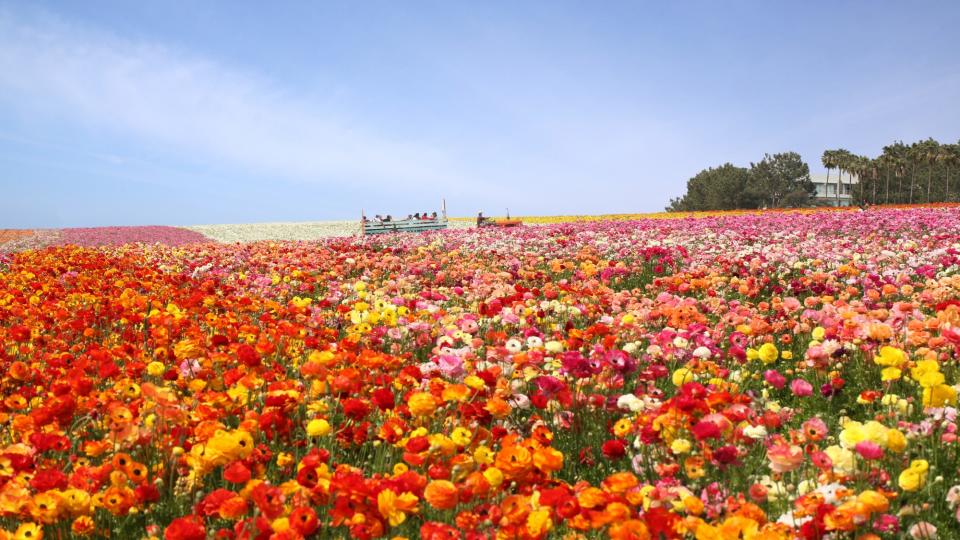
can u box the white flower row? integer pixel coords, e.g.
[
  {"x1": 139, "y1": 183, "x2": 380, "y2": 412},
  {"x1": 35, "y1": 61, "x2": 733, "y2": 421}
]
[{"x1": 184, "y1": 220, "x2": 475, "y2": 243}]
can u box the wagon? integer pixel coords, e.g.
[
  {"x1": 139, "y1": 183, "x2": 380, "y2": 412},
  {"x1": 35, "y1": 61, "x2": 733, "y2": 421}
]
[
  {"x1": 361, "y1": 200, "x2": 449, "y2": 235},
  {"x1": 479, "y1": 218, "x2": 522, "y2": 228}
]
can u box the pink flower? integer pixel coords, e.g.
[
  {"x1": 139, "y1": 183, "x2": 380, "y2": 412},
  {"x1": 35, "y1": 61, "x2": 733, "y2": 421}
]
[
  {"x1": 908, "y1": 522, "x2": 937, "y2": 539},
  {"x1": 764, "y1": 370, "x2": 786, "y2": 389},
  {"x1": 790, "y1": 378, "x2": 813, "y2": 397},
  {"x1": 854, "y1": 440, "x2": 884, "y2": 460},
  {"x1": 801, "y1": 418, "x2": 828, "y2": 441},
  {"x1": 767, "y1": 443, "x2": 804, "y2": 473},
  {"x1": 436, "y1": 355, "x2": 464, "y2": 378}
]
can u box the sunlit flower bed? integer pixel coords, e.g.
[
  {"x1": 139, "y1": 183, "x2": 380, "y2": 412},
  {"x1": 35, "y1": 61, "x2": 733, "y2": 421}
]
[
  {"x1": 55, "y1": 227, "x2": 209, "y2": 248},
  {"x1": 2, "y1": 206, "x2": 960, "y2": 539},
  {"x1": 0, "y1": 230, "x2": 62, "y2": 255}
]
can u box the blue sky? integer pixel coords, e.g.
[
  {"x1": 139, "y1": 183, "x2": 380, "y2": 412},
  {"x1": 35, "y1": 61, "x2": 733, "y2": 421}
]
[{"x1": 1, "y1": 1, "x2": 959, "y2": 228}]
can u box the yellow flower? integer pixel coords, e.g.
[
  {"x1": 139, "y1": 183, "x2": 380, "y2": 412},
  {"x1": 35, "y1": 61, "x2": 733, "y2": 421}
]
[
  {"x1": 146, "y1": 361, "x2": 165, "y2": 377},
  {"x1": 613, "y1": 418, "x2": 633, "y2": 438},
  {"x1": 526, "y1": 508, "x2": 552, "y2": 537},
  {"x1": 483, "y1": 467, "x2": 504, "y2": 488},
  {"x1": 271, "y1": 517, "x2": 290, "y2": 533},
  {"x1": 408, "y1": 392, "x2": 439, "y2": 417},
  {"x1": 377, "y1": 489, "x2": 418, "y2": 527},
  {"x1": 886, "y1": 429, "x2": 907, "y2": 453},
  {"x1": 910, "y1": 359, "x2": 940, "y2": 380},
  {"x1": 671, "y1": 439, "x2": 692, "y2": 455},
  {"x1": 898, "y1": 460, "x2": 928, "y2": 492},
  {"x1": 881, "y1": 367, "x2": 902, "y2": 381},
  {"x1": 758, "y1": 343, "x2": 779, "y2": 364},
  {"x1": 450, "y1": 427, "x2": 472, "y2": 446},
  {"x1": 307, "y1": 350, "x2": 336, "y2": 366},
  {"x1": 839, "y1": 421, "x2": 866, "y2": 449},
  {"x1": 474, "y1": 446, "x2": 494, "y2": 465},
  {"x1": 464, "y1": 375, "x2": 485, "y2": 390},
  {"x1": 923, "y1": 384, "x2": 957, "y2": 408},
  {"x1": 672, "y1": 367, "x2": 694, "y2": 387},
  {"x1": 874, "y1": 346, "x2": 906, "y2": 367},
  {"x1": 812, "y1": 327, "x2": 826, "y2": 341},
  {"x1": 15, "y1": 522, "x2": 43, "y2": 540},
  {"x1": 862, "y1": 421, "x2": 889, "y2": 445},
  {"x1": 307, "y1": 419, "x2": 331, "y2": 437}
]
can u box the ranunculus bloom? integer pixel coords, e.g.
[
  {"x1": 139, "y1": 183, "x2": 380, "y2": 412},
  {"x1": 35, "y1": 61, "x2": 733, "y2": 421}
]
[
  {"x1": 424, "y1": 479, "x2": 459, "y2": 510},
  {"x1": 767, "y1": 443, "x2": 804, "y2": 473},
  {"x1": 165, "y1": 517, "x2": 206, "y2": 540},
  {"x1": 790, "y1": 378, "x2": 813, "y2": 397},
  {"x1": 854, "y1": 440, "x2": 884, "y2": 460},
  {"x1": 408, "y1": 392, "x2": 439, "y2": 417}
]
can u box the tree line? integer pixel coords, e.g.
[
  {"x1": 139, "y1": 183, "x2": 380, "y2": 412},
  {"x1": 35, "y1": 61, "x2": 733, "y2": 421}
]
[
  {"x1": 666, "y1": 152, "x2": 815, "y2": 211},
  {"x1": 667, "y1": 138, "x2": 960, "y2": 211}
]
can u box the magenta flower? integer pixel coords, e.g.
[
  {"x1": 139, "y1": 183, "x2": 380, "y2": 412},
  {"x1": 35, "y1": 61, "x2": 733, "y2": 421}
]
[
  {"x1": 854, "y1": 440, "x2": 884, "y2": 460},
  {"x1": 764, "y1": 369, "x2": 787, "y2": 389},
  {"x1": 790, "y1": 378, "x2": 813, "y2": 397}
]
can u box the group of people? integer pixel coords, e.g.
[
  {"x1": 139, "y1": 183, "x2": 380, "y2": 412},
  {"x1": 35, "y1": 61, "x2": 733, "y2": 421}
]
[{"x1": 364, "y1": 212, "x2": 439, "y2": 224}]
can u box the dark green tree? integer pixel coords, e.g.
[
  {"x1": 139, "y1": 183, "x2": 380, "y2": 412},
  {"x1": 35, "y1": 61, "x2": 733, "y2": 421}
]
[
  {"x1": 666, "y1": 164, "x2": 754, "y2": 211},
  {"x1": 746, "y1": 152, "x2": 815, "y2": 208}
]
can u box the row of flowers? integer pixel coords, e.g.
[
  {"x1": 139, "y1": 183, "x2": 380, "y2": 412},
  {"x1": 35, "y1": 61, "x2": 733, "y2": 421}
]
[{"x1": 0, "y1": 205, "x2": 959, "y2": 539}]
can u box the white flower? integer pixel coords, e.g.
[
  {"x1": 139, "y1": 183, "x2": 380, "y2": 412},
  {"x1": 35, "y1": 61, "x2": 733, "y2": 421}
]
[
  {"x1": 545, "y1": 341, "x2": 564, "y2": 353},
  {"x1": 616, "y1": 394, "x2": 644, "y2": 412},
  {"x1": 505, "y1": 339, "x2": 523, "y2": 354},
  {"x1": 509, "y1": 394, "x2": 531, "y2": 409},
  {"x1": 742, "y1": 425, "x2": 767, "y2": 440},
  {"x1": 692, "y1": 346, "x2": 711, "y2": 359}
]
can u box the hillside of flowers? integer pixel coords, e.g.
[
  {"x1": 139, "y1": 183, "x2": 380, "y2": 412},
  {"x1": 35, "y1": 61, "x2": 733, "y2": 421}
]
[{"x1": 2, "y1": 206, "x2": 960, "y2": 539}]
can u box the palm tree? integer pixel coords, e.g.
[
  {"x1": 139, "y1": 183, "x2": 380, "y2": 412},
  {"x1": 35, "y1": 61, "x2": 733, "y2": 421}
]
[
  {"x1": 884, "y1": 142, "x2": 909, "y2": 204},
  {"x1": 907, "y1": 142, "x2": 923, "y2": 204},
  {"x1": 921, "y1": 139, "x2": 941, "y2": 203},
  {"x1": 833, "y1": 149, "x2": 853, "y2": 205},
  {"x1": 877, "y1": 154, "x2": 893, "y2": 204},
  {"x1": 936, "y1": 143, "x2": 960, "y2": 203},
  {"x1": 821, "y1": 150, "x2": 836, "y2": 205}
]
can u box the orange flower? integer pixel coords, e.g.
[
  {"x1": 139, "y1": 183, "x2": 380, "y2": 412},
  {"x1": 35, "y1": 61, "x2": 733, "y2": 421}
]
[
  {"x1": 601, "y1": 472, "x2": 638, "y2": 494},
  {"x1": 532, "y1": 447, "x2": 563, "y2": 473},
  {"x1": 609, "y1": 519, "x2": 650, "y2": 540},
  {"x1": 100, "y1": 486, "x2": 133, "y2": 516},
  {"x1": 483, "y1": 397, "x2": 512, "y2": 418},
  {"x1": 408, "y1": 392, "x2": 439, "y2": 417},
  {"x1": 218, "y1": 496, "x2": 249, "y2": 520},
  {"x1": 424, "y1": 480, "x2": 459, "y2": 510},
  {"x1": 495, "y1": 444, "x2": 532, "y2": 479}
]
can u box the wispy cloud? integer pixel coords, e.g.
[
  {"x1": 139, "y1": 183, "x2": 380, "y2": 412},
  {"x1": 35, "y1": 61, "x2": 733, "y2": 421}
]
[{"x1": 0, "y1": 10, "x2": 463, "y2": 190}]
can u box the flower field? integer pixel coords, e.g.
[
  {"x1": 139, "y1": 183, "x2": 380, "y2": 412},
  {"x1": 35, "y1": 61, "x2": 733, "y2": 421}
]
[{"x1": 2, "y1": 206, "x2": 960, "y2": 539}]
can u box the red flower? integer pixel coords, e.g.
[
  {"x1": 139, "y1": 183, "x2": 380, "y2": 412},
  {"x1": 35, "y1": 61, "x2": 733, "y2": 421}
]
[
  {"x1": 421, "y1": 521, "x2": 462, "y2": 540},
  {"x1": 197, "y1": 489, "x2": 237, "y2": 517},
  {"x1": 223, "y1": 461, "x2": 251, "y2": 484},
  {"x1": 237, "y1": 344, "x2": 261, "y2": 368},
  {"x1": 250, "y1": 483, "x2": 284, "y2": 519},
  {"x1": 601, "y1": 439, "x2": 626, "y2": 459},
  {"x1": 341, "y1": 398, "x2": 371, "y2": 421},
  {"x1": 165, "y1": 516, "x2": 206, "y2": 540},
  {"x1": 289, "y1": 506, "x2": 319, "y2": 536},
  {"x1": 372, "y1": 387, "x2": 396, "y2": 410}
]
